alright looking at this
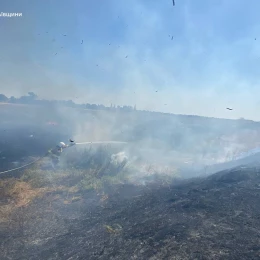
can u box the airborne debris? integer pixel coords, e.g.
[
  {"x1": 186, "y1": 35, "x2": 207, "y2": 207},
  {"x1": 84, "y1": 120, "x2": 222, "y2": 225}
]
[
  {"x1": 104, "y1": 224, "x2": 122, "y2": 234},
  {"x1": 47, "y1": 121, "x2": 58, "y2": 126}
]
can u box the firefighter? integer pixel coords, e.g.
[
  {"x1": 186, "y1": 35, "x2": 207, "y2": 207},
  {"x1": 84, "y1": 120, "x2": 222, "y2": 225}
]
[{"x1": 47, "y1": 141, "x2": 75, "y2": 168}]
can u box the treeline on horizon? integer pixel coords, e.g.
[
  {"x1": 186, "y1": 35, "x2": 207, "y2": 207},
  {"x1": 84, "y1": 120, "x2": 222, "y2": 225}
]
[
  {"x1": 0, "y1": 92, "x2": 257, "y2": 128},
  {"x1": 0, "y1": 92, "x2": 136, "y2": 112}
]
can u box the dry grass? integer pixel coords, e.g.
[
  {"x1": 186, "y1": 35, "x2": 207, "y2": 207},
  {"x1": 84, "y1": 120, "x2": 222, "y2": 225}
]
[
  {"x1": 0, "y1": 173, "x2": 83, "y2": 224},
  {"x1": 0, "y1": 204, "x2": 15, "y2": 224},
  {"x1": 0, "y1": 179, "x2": 49, "y2": 223},
  {"x1": 7, "y1": 181, "x2": 46, "y2": 207}
]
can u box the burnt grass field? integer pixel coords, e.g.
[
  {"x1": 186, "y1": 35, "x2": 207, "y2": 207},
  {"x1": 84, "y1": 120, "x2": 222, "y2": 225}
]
[
  {"x1": 1, "y1": 157, "x2": 260, "y2": 259},
  {"x1": 1, "y1": 105, "x2": 260, "y2": 259}
]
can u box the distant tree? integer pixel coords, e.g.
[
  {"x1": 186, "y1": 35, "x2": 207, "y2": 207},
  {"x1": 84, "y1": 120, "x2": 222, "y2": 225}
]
[
  {"x1": 28, "y1": 92, "x2": 37, "y2": 99},
  {"x1": 66, "y1": 100, "x2": 76, "y2": 107},
  {"x1": 17, "y1": 92, "x2": 38, "y2": 104},
  {"x1": 9, "y1": 96, "x2": 17, "y2": 103},
  {"x1": 91, "y1": 104, "x2": 97, "y2": 109},
  {"x1": 0, "y1": 94, "x2": 8, "y2": 102}
]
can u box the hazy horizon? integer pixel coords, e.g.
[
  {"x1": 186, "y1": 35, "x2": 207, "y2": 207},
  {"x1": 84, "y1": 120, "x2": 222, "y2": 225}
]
[{"x1": 1, "y1": 0, "x2": 260, "y2": 120}]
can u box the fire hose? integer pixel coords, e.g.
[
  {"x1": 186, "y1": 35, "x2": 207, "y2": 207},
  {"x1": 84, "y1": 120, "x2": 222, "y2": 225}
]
[{"x1": 0, "y1": 141, "x2": 127, "y2": 175}]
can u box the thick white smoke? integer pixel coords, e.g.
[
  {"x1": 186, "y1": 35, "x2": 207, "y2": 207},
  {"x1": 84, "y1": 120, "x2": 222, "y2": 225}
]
[{"x1": 110, "y1": 151, "x2": 128, "y2": 166}]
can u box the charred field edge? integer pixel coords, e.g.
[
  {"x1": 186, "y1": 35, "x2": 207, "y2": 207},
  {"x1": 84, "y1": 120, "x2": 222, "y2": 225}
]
[
  {"x1": 1, "y1": 95, "x2": 260, "y2": 259},
  {"x1": 1, "y1": 147, "x2": 260, "y2": 260}
]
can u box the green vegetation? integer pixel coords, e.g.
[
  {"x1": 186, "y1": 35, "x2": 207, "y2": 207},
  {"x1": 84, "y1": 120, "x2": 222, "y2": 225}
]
[{"x1": 0, "y1": 146, "x2": 179, "y2": 224}]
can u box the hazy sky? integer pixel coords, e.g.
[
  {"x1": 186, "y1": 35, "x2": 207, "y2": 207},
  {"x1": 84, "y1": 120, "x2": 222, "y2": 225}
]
[{"x1": 1, "y1": 0, "x2": 260, "y2": 120}]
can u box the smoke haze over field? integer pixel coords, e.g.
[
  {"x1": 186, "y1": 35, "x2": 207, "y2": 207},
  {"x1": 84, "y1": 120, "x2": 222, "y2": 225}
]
[
  {"x1": 2, "y1": 3, "x2": 260, "y2": 257},
  {"x1": 1, "y1": 0, "x2": 260, "y2": 119},
  {"x1": 2, "y1": 98, "x2": 260, "y2": 183},
  {"x1": 1, "y1": 0, "x2": 260, "y2": 180},
  {"x1": 2, "y1": 4, "x2": 260, "y2": 260}
]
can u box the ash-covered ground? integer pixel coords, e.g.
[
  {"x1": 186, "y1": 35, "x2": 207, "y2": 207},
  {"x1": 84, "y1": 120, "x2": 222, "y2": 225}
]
[
  {"x1": 1, "y1": 106, "x2": 260, "y2": 260},
  {"x1": 1, "y1": 164, "x2": 260, "y2": 260}
]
